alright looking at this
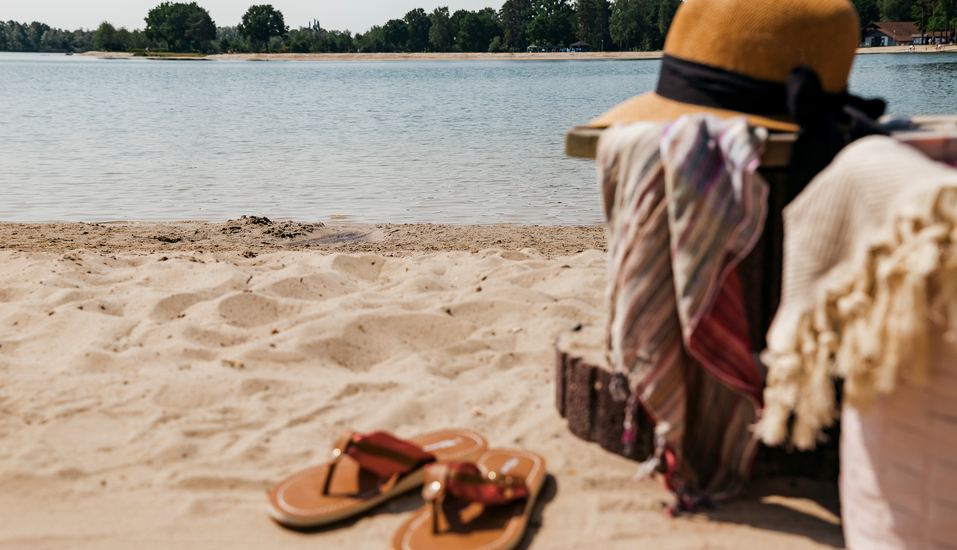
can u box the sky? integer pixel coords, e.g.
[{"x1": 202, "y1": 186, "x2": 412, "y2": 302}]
[{"x1": 3, "y1": 1, "x2": 502, "y2": 34}]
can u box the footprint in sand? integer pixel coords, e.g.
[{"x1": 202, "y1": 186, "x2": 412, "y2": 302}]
[
  {"x1": 237, "y1": 378, "x2": 288, "y2": 397},
  {"x1": 331, "y1": 254, "x2": 384, "y2": 282},
  {"x1": 151, "y1": 293, "x2": 204, "y2": 321},
  {"x1": 50, "y1": 289, "x2": 94, "y2": 308},
  {"x1": 331, "y1": 381, "x2": 400, "y2": 401},
  {"x1": 499, "y1": 251, "x2": 530, "y2": 261},
  {"x1": 217, "y1": 293, "x2": 281, "y2": 328},
  {"x1": 182, "y1": 326, "x2": 247, "y2": 348},
  {"x1": 264, "y1": 273, "x2": 358, "y2": 301},
  {"x1": 302, "y1": 313, "x2": 474, "y2": 371},
  {"x1": 153, "y1": 380, "x2": 229, "y2": 410},
  {"x1": 41, "y1": 413, "x2": 129, "y2": 471}
]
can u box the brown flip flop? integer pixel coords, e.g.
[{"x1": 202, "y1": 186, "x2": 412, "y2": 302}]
[
  {"x1": 391, "y1": 449, "x2": 547, "y2": 550},
  {"x1": 267, "y1": 428, "x2": 488, "y2": 528}
]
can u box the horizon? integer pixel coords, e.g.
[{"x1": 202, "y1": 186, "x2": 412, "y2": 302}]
[{"x1": 3, "y1": 0, "x2": 500, "y2": 35}]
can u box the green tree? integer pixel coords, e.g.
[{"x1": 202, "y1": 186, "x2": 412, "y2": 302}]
[
  {"x1": 145, "y1": 2, "x2": 187, "y2": 50},
  {"x1": 357, "y1": 25, "x2": 387, "y2": 52},
  {"x1": 610, "y1": 0, "x2": 652, "y2": 50},
  {"x1": 925, "y1": 0, "x2": 956, "y2": 38},
  {"x1": 656, "y1": 0, "x2": 680, "y2": 38},
  {"x1": 127, "y1": 29, "x2": 150, "y2": 49},
  {"x1": 94, "y1": 21, "x2": 121, "y2": 51},
  {"x1": 217, "y1": 35, "x2": 233, "y2": 52},
  {"x1": 27, "y1": 22, "x2": 51, "y2": 50},
  {"x1": 428, "y1": 7, "x2": 455, "y2": 51},
  {"x1": 3, "y1": 21, "x2": 26, "y2": 51},
  {"x1": 940, "y1": 0, "x2": 956, "y2": 30},
  {"x1": 879, "y1": 0, "x2": 916, "y2": 21},
  {"x1": 238, "y1": 4, "x2": 286, "y2": 52},
  {"x1": 116, "y1": 28, "x2": 133, "y2": 49},
  {"x1": 852, "y1": 0, "x2": 882, "y2": 23},
  {"x1": 383, "y1": 18, "x2": 410, "y2": 51},
  {"x1": 185, "y1": 6, "x2": 216, "y2": 51},
  {"x1": 500, "y1": 0, "x2": 534, "y2": 50},
  {"x1": 2, "y1": 22, "x2": 97, "y2": 52},
  {"x1": 215, "y1": 25, "x2": 243, "y2": 51},
  {"x1": 9, "y1": 21, "x2": 46, "y2": 51},
  {"x1": 911, "y1": 0, "x2": 936, "y2": 35},
  {"x1": 38, "y1": 26, "x2": 59, "y2": 51},
  {"x1": 405, "y1": 8, "x2": 431, "y2": 51},
  {"x1": 328, "y1": 30, "x2": 355, "y2": 53},
  {"x1": 456, "y1": 8, "x2": 503, "y2": 51},
  {"x1": 68, "y1": 28, "x2": 95, "y2": 51},
  {"x1": 145, "y1": 2, "x2": 214, "y2": 52},
  {"x1": 5, "y1": 22, "x2": 29, "y2": 51},
  {"x1": 527, "y1": 0, "x2": 578, "y2": 47},
  {"x1": 450, "y1": 9, "x2": 470, "y2": 46},
  {"x1": 576, "y1": 0, "x2": 610, "y2": 50}
]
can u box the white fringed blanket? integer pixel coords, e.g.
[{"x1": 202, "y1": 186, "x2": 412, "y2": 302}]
[{"x1": 757, "y1": 136, "x2": 957, "y2": 449}]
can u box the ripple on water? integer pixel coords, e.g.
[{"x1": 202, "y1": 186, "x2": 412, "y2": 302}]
[{"x1": 1, "y1": 52, "x2": 954, "y2": 224}]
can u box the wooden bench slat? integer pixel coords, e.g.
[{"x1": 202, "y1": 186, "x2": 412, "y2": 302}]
[{"x1": 566, "y1": 118, "x2": 957, "y2": 167}]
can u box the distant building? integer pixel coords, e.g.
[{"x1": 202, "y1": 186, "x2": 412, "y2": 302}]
[
  {"x1": 569, "y1": 41, "x2": 591, "y2": 52},
  {"x1": 861, "y1": 22, "x2": 918, "y2": 46},
  {"x1": 912, "y1": 30, "x2": 954, "y2": 45}
]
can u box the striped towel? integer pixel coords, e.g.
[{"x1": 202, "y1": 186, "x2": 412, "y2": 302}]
[{"x1": 598, "y1": 115, "x2": 766, "y2": 507}]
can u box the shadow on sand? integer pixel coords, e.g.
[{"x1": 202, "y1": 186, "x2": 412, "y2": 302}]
[
  {"x1": 699, "y1": 476, "x2": 845, "y2": 548},
  {"x1": 516, "y1": 474, "x2": 559, "y2": 550}
]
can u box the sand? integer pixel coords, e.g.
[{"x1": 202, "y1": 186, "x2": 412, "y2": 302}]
[
  {"x1": 0, "y1": 221, "x2": 843, "y2": 549},
  {"x1": 0, "y1": 219, "x2": 605, "y2": 258},
  {"x1": 856, "y1": 44, "x2": 957, "y2": 54}
]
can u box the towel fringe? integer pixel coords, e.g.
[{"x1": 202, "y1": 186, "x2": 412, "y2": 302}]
[{"x1": 759, "y1": 187, "x2": 957, "y2": 449}]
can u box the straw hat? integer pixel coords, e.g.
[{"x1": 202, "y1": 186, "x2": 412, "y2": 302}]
[{"x1": 589, "y1": 0, "x2": 861, "y2": 132}]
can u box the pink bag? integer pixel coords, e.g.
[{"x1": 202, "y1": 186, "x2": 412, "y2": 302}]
[{"x1": 840, "y1": 326, "x2": 957, "y2": 549}]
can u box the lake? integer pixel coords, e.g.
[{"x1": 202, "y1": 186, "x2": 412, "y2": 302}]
[{"x1": 2, "y1": 52, "x2": 956, "y2": 225}]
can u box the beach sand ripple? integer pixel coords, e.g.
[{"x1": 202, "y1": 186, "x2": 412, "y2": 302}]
[{"x1": 0, "y1": 237, "x2": 843, "y2": 549}]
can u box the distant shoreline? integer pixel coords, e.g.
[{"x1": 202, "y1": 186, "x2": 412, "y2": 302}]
[
  {"x1": 77, "y1": 46, "x2": 957, "y2": 61},
  {"x1": 79, "y1": 51, "x2": 664, "y2": 61},
  {"x1": 857, "y1": 44, "x2": 957, "y2": 54}
]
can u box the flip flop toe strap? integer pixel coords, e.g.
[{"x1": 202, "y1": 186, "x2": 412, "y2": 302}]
[
  {"x1": 422, "y1": 461, "x2": 529, "y2": 534},
  {"x1": 323, "y1": 430, "x2": 436, "y2": 497}
]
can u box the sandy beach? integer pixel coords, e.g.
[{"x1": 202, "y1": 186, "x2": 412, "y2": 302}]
[
  {"x1": 0, "y1": 219, "x2": 845, "y2": 549},
  {"x1": 857, "y1": 44, "x2": 957, "y2": 54}
]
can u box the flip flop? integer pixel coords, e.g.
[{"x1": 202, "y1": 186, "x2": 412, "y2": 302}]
[
  {"x1": 267, "y1": 428, "x2": 488, "y2": 528},
  {"x1": 391, "y1": 449, "x2": 547, "y2": 550}
]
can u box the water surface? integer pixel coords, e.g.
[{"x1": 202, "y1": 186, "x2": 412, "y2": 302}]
[{"x1": 1, "y1": 52, "x2": 955, "y2": 224}]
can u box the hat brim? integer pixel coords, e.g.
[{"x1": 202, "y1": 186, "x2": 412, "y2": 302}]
[{"x1": 588, "y1": 92, "x2": 799, "y2": 133}]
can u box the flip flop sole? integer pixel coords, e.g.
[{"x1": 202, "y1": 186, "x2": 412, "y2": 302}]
[
  {"x1": 267, "y1": 467, "x2": 426, "y2": 527},
  {"x1": 267, "y1": 429, "x2": 488, "y2": 528},
  {"x1": 391, "y1": 449, "x2": 547, "y2": 550}
]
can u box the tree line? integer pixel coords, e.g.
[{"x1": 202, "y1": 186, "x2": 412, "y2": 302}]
[
  {"x1": 853, "y1": 0, "x2": 956, "y2": 36},
  {"x1": 0, "y1": 0, "x2": 685, "y2": 54},
  {"x1": 5, "y1": 1, "x2": 955, "y2": 55},
  {"x1": 0, "y1": 21, "x2": 95, "y2": 52}
]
